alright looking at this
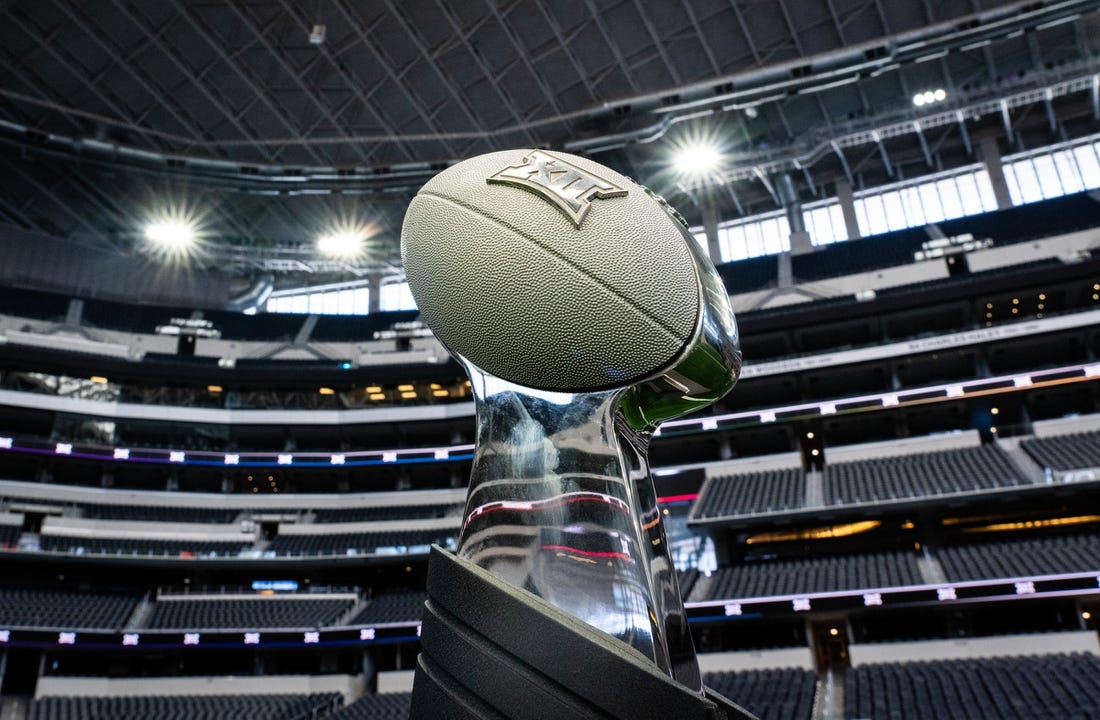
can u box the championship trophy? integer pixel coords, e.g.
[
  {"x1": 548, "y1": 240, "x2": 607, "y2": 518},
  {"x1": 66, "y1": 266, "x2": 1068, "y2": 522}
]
[{"x1": 401, "y1": 149, "x2": 754, "y2": 719}]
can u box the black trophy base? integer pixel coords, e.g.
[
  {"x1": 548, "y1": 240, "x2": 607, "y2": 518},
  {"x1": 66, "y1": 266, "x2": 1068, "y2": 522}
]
[{"x1": 410, "y1": 546, "x2": 758, "y2": 720}]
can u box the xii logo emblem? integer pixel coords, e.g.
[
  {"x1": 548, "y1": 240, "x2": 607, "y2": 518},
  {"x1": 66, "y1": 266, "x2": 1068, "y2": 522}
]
[{"x1": 487, "y1": 150, "x2": 627, "y2": 228}]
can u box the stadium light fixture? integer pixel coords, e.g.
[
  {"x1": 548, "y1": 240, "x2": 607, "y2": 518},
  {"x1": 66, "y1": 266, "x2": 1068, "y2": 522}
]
[
  {"x1": 317, "y1": 230, "x2": 365, "y2": 258},
  {"x1": 913, "y1": 88, "x2": 947, "y2": 107},
  {"x1": 145, "y1": 220, "x2": 195, "y2": 249},
  {"x1": 141, "y1": 203, "x2": 208, "y2": 264},
  {"x1": 673, "y1": 141, "x2": 722, "y2": 176},
  {"x1": 668, "y1": 127, "x2": 729, "y2": 187}
]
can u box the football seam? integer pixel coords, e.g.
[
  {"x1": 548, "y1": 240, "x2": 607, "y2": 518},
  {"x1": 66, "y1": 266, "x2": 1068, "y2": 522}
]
[{"x1": 415, "y1": 189, "x2": 697, "y2": 343}]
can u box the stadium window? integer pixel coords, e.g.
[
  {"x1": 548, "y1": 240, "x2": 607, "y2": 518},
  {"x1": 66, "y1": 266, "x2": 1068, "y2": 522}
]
[
  {"x1": 976, "y1": 171, "x2": 999, "y2": 210},
  {"x1": 762, "y1": 216, "x2": 790, "y2": 255},
  {"x1": 1073, "y1": 144, "x2": 1100, "y2": 187},
  {"x1": 915, "y1": 180, "x2": 950, "y2": 222},
  {"x1": 1052, "y1": 150, "x2": 1084, "y2": 194},
  {"x1": 934, "y1": 177, "x2": 963, "y2": 219},
  {"x1": 379, "y1": 280, "x2": 417, "y2": 311},
  {"x1": 999, "y1": 133, "x2": 1100, "y2": 207},
  {"x1": 743, "y1": 218, "x2": 766, "y2": 256},
  {"x1": 897, "y1": 185, "x2": 924, "y2": 228},
  {"x1": 1031, "y1": 154, "x2": 1063, "y2": 199},
  {"x1": 707, "y1": 134, "x2": 1100, "y2": 265},
  {"x1": 804, "y1": 204, "x2": 840, "y2": 246},
  {"x1": 722, "y1": 223, "x2": 747, "y2": 261},
  {"x1": 265, "y1": 285, "x2": 369, "y2": 315},
  {"x1": 713, "y1": 212, "x2": 790, "y2": 263},
  {"x1": 827, "y1": 203, "x2": 846, "y2": 243},
  {"x1": 881, "y1": 190, "x2": 907, "y2": 231},
  {"x1": 951, "y1": 175, "x2": 979, "y2": 215},
  {"x1": 858, "y1": 194, "x2": 889, "y2": 236},
  {"x1": 1009, "y1": 160, "x2": 1042, "y2": 203},
  {"x1": 845, "y1": 165, "x2": 998, "y2": 238}
]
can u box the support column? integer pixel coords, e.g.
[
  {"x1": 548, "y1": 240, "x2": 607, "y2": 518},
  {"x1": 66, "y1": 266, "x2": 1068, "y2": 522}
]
[
  {"x1": 368, "y1": 274, "x2": 382, "y2": 314},
  {"x1": 834, "y1": 179, "x2": 860, "y2": 241},
  {"x1": 980, "y1": 136, "x2": 1013, "y2": 210},
  {"x1": 65, "y1": 298, "x2": 84, "y2": 326},
  {"x1": 779, "y1": 173, "x2": 812, "y2": 256}
]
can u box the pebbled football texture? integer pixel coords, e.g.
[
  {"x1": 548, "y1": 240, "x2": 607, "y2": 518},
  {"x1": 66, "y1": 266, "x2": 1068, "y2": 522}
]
[{"x1": 401, "y1": 149, "x2": 701, "y2": 393}]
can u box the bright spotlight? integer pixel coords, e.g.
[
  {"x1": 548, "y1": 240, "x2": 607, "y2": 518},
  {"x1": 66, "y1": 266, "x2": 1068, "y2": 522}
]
[
  {"x1": 317, "y1": 230, "x2": 365, "y2": 258},
  {"x1": 141, "y1": 204, "x2": 207, "y2": 264},
  {"x1": 914, "y1": 89, "x2": 947, "y2": 108},
  {"x1": 673, "y1": 143, "x2": 722, "y2": 175},
  {"x1": 145, "y1": 221, "x2": 196, "y2": 250}
]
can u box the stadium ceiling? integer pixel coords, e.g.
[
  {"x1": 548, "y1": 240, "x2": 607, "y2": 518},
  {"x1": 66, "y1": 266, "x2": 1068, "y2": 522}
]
[{"x1": 1, "y1": 0, "x2": 1099, "y2": 286}]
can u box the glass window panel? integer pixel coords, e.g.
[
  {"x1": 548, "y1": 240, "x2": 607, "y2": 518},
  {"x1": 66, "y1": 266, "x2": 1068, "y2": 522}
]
[
  {"x1": 955, "y1": 173, "x2": 983, "y2": 215},
  {"x1": 900, "y1": 186, "x2": 927, "y2": 226},
  {"x1": 863, "y1": 195, "x2": 889, "y2": 235},
  {"x1": 914, "y1": 182, "x2": 942, "y2": 222},
  {"x1": 381, "y1": 282, "x2": 417, "y2": 311},
  {"x1": 823, "y1": 206, "x2": 838, "y2": 243},
  {"x1": 731, "y1": 226, "x2": 748, "y2": 262},
  {"x1": 1010, "y1": 159, "x2": 1044, "y2": 203},
  {"x1": 875, "y1": 189, "x2": 902, "y2": 230},
  {"x1": 721, "y1": 225, "x2": 746, "y2": 262},
  {"x1": 936, "y1": 178, "x2": 964, "y2": 219},
  {"x1": 777, "y1": 216, "x2": 791, "y2": 253},
  {"x1": 1052, "y1": 150, "x2": 1084, "y2": 194},
  {"x1": 743, "y1": 221, "x2": 765, "y2": 258},
  {"x1": 829, "y1": 204, "x2": 848, "y2": 242},
  {"x1": 761, "y1": 220, "x2": 782, "y2": 255},
  {"x1": 716, "y1": 228, "x2": 730, "y2": 262},
  {"x1": 807, "y1": 206, "x2": 835, "y2": 246},
  {"x1": 854, "y1": 198, "x2": 871, "y2": 237},
  {"x1": 1001, "y1": 164, "x2": 1024, "y2": 206},
  {"x1": 291, "y1": 294, "x2": 309, "y2": 314},
  {"x1": 881, "y1": 191, "x2": 907, "y2": 231},
  {"x1": 334, "y1": 290, "x2": 348, "y2": 315},
  {"x1": 379, "y1": 284, "x2": 396, "y2": 311},
  {"x1": 1031, "y1": 154, "x2": 1064, "y2": 199},
  {"x1": 974, "y1": 169, "x2": 1000, "y2": 211},
  {"x1": 354, "y1": 287, "x2": 370, "y2": 314},
  {"x1": 802, "y1": 208, "x2": 819, "y2": 245},
  {"x1": 1074, "y1": 145, "x2": 1100, "y2": 189},
  {"x1": 336, "y1": 289, "x2": 354, "y2": 315}
]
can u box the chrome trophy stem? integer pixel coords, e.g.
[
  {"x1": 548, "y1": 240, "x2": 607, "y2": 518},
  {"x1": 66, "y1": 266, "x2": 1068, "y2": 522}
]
[{"x1": 455, "y1": 368, "x2": 703, "y2": 690}]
